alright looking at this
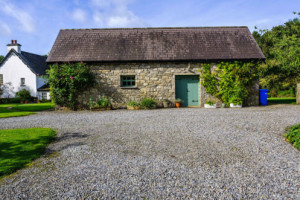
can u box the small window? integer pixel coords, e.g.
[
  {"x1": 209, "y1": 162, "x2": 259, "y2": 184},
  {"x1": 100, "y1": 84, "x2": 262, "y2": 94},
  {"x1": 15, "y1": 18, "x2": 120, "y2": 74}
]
[
  {"x1": 21, "y1": 78, "x2": 25, "y2": 86},
  {"x1": 0, "y1": 74, "x2": 3, "y2": 85},
  {"x1": 42, "y1": 92, "x2": 47, "y2": 99},
  {"x1": 121, "y1": 75, "x2": 135, "y2": 87}
]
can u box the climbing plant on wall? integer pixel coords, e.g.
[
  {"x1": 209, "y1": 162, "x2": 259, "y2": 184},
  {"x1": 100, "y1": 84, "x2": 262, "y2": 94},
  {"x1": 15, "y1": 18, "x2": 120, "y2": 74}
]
[
  {"x1": 200, "y1": 61, "x2": 260, "y2": 105},
  {"x1": 47, "y1": 62, "x2": 95, "y2": 110}
]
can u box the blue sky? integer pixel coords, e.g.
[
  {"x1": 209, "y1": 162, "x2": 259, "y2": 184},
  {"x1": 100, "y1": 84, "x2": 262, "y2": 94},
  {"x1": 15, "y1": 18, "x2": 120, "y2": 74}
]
[{"x1": 0, "y1": 0, "x2": 299, "y2": 56}]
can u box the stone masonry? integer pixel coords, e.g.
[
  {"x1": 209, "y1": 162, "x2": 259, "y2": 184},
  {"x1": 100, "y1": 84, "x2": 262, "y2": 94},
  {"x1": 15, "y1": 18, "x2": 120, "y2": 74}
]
[
  {"x1": 297, "y1": 83, "x2": 300, "y2": 105},
  {"x1": 79, "y1": 62, "x2": 259, "y2": 108}
]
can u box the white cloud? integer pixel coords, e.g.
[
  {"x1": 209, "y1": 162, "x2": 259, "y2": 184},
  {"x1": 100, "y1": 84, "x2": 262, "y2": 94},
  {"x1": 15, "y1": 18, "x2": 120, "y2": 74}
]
[
  {"x1": 0, "y1": 0, "x2": 35, "y2": 32},
  {"x1": 0, "y1": 22, "x2": 11, "y2": 36},
  {"x1": 90, "y1": 0, "x2": 144, "y2": 27},
  {"x1": 71, "y1": 9, "x2": 88, "y2": 23}
]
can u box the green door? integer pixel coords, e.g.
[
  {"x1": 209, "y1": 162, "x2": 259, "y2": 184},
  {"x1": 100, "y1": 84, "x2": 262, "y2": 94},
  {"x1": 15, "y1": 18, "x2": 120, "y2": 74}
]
[{"x1": 175, "y1": 75, "x2": 199, "y2": 107}]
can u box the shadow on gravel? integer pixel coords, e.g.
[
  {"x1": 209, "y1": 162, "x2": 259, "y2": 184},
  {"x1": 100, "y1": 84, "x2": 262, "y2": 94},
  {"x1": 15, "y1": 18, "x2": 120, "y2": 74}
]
[
  {"x1": 57, "y1": 142, "x2": 86, "y2": 151},
  {"x1": 56, "y1": 132, "x2": 88, "y2": 142},
  {"x1": 52, "y1": 132, "x2": 89, "y2": 152}
]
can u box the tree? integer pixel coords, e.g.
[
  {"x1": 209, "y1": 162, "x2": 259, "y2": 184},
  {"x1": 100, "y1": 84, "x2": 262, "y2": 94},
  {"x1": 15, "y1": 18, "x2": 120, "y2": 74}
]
[
  {"x1": 253, "y1": 12, "x2": 300, "y2": 96},
  {"x1": 0, "y1": 82, "x2": 14, "y2": 98},
  {"x1": 0, "y1": 55, "x2": 4, "y2": 63}
]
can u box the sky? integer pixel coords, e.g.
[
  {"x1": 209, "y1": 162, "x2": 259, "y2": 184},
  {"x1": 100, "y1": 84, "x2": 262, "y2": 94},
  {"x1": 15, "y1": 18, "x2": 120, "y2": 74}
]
[{"x1": 0, "y1": 0, "x2": 299, "y2": 56}]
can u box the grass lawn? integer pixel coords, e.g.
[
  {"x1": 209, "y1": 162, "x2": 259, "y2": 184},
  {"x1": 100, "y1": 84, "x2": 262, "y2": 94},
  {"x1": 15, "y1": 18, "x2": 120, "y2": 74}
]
[
  {"x1": 267, "y1": 97, "x2": 296, "y2": 104},
  {"x1": 0, "y1": 128, "x2": 56, "y2": 177},
  {"x1": 0, "y1": 103, "x2": 54, "y2": 118}
]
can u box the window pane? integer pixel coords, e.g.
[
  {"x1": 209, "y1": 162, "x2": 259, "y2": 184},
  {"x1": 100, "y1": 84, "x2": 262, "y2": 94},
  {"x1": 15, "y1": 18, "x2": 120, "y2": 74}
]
[
  {"x1": 121, "y1": 75, "x2": 135, "y2": 87},
  {"x1": 0, "y1": 74, "x2": 3, "y2": 85},
  {"x1": 21, "y1": 78, "x2": 25, "y2": 85}
]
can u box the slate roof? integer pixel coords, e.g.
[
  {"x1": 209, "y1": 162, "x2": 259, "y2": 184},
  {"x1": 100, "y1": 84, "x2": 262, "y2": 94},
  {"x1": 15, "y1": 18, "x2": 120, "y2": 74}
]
[
  {"x1": 20, "y1": 51, "x2": 49, "y2": 75},
  {"x1": 47, "y1": 27, "x2": 265, "y2": 63},
  {"x1": 0, "y1": 49, "x2": 49, "y2": 75},
  {"x1": 37, "y1": 83, "x2": 50, "y2": 91}
]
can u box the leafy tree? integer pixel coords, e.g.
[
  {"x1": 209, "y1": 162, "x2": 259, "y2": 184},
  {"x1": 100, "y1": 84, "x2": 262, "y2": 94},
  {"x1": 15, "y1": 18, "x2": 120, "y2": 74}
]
[
  {"x1": 46, "y1": 62, "x2": 95, "y2": 110},
  {"x1": 0, "y1": 55, "x2": 4, "y2": 62},
  {"x1": 253, "y1": 12, "x2": 300, "y2": 96}
]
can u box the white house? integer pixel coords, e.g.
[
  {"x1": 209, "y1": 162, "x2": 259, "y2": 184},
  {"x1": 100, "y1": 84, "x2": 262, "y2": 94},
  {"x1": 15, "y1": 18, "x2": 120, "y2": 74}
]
[{"x1": 0, "y1": 40, "x2": 50, "y2": 100}]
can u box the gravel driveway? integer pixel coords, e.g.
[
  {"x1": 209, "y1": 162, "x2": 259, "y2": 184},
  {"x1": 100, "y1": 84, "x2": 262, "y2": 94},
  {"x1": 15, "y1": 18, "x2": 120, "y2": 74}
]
[{"x1": 0, "y1": 105, "x2": 299, "y2": 199}]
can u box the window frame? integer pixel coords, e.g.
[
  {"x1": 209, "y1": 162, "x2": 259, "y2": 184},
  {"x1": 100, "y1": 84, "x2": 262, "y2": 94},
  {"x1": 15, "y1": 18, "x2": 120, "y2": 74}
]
[
  {"x1": 0, "y1": 74, "x2": 3, "y2": 85},
  {"x1": 42, "y1": 92, "x2": 47, "y2": 99},
  {"x1": 20, "y1": 78, "x2": 25, "y2": 86},
  {"x1": 120, "y1": 75, "x2": 136, "y2": 88}
]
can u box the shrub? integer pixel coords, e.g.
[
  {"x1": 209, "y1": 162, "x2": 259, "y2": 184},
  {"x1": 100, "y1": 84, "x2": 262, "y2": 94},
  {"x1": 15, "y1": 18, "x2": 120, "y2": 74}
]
[
  {"x1": 47, "y1": 62, "x2": 95, "y2": 110},
  {"x1": 0, "y1": 98, "x2": 21, "y2": 104},
  {"x1": 140, "y1": 98, "x2": 157, "y2": 109},
  {"x1": 277, "y1": 88, "x2": 295, "y2": 98},
  {"x1": 15, "y1": 89, "x2": 32, "y2": 102},
  {"x1": 284, "y1": 124, "x2": 300, "y2": 150},
  {"x1": 96, "y1": 95, "x2": 111, "y2": 107},
  {"x1": 200, "y1": 61, "x2": 260, "y2": 105},
  {"x1": 127, "y1": 100, "x2": 139, "y2": 107},
  {"x1": 205, "y1": 101, "x2": 214, "y2": 106}
]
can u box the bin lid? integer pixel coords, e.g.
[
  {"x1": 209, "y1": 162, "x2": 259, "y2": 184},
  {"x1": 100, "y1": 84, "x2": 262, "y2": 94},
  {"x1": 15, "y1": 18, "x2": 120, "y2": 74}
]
[{"x1": 259, "y1": 89, "x2": 269, "y2": 92}]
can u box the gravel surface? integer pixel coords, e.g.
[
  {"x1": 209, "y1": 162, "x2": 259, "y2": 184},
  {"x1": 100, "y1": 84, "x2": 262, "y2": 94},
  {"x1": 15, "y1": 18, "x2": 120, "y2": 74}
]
[{"x1": 0, "y1": 105, "x2": 299, "y2": 199}]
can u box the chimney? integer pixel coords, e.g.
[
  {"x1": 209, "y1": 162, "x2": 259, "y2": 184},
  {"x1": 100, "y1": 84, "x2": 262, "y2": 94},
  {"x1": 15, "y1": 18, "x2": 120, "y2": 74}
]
[{"x1": 7, "y1": 40, "x2": 21, "y2": 53}]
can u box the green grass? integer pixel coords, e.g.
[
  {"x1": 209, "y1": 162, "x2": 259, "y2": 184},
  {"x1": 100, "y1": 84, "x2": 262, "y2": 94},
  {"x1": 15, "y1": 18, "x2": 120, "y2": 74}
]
[
  {"x1": 13, "y1": 102, "x2": 54, "y2": 111},
  {"x1": 0, "y1": 128, "x2": 56, "y2": 177},
  {"x1": 0, "y1": 103, "x2": 54, "y2": 118},
  {"x1": 284, "y1": 124, "x2": 300, "y2": 150},
  {"x1": 267, "y1": 97, "x2": 296, "y2": 104}
]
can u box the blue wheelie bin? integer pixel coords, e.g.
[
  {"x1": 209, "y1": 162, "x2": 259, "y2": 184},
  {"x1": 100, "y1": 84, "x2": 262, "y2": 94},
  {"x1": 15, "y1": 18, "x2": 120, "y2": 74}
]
[{"x1": 259, "y1": 89, "x2": 269, "y2": 106}]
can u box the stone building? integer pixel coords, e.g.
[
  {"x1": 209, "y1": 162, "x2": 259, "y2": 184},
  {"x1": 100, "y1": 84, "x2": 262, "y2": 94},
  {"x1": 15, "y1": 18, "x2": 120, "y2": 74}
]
[{"x1": 46, "y1": 27, "x2": 265, "y2": 108}]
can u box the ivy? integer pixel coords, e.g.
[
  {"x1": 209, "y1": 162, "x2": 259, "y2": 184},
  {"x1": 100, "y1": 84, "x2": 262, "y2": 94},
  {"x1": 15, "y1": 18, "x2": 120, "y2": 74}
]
[
  {"x1": 200, "y1": 61, "x2": 260, "y2": 105},
  {"x1": 46, "y1": 62, "x2": 95, "y2": 110}
]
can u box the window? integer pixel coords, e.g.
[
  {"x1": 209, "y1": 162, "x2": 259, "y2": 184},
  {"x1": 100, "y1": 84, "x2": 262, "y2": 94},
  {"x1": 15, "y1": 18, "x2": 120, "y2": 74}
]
[
  {"x1": 0, "y1": 74, "x2": 3, "y2": 85},
  {"x1": 121, "y1": 75, "x2": 136, "y2": 87},
  {"x1": 42, "y1": 92, "x2": 47, "y2": 99},
  {"x1": 21, "y1": 78, "x2": 25, "y2": 86}
]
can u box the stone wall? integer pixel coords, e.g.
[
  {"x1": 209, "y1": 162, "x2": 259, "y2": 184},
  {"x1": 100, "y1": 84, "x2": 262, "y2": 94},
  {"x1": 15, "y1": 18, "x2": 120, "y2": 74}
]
[
  {"x1": 78, "y1": 62, "x2": 259, "y2": 108},
  {"x1": 297, "y1": 83, "x2": 300, "y2": 105}
]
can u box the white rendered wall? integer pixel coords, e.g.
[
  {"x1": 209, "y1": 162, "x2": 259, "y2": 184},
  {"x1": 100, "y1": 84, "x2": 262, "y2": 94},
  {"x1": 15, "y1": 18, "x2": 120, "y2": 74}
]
[
  {"x1": 0, "y1": 53, "x2": 37, "y2": 98},
  {"x1": 37, "y1": 91, "x2": 50, "y2": 100},
  {"x1": 7, "y1": 45, "x2": 21, "y2": 53}
]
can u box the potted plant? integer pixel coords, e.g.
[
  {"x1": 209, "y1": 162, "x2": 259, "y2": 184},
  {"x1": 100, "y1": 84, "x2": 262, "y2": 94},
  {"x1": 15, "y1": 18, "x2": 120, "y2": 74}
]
[
  {"x1": 127, "y1": 100, "x2": 140, "y2": 110},
  {"x1": 230, "y1": 97, "x2": 243, "y2": 108},
  {"x1": 163, "y1": 99, "x2": 169, "y2": 108},
  {"x1": 174, "y1": 98, "x2": 182, "y2": 108},
  {"x1": 204, "y1": 100, "x2": 217, "y2": 108},
  {"x1": 89, "y1": 95, "x2": 112, "y2": 111},
  {"x1": 140, "y1": 98, "x2": 157, "y2": 109}
]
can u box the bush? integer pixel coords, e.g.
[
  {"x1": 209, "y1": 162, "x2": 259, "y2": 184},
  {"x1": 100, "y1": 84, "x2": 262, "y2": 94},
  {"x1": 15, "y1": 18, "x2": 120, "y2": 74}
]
[
  {"x1": 284, "y1": 124, "x2": 300, "y2": 150},
  {"x1": 0, "y1": 98, "x2": 21, "y2": 104},
  {"x1": 96, "y1": 95, "x2": 111, "y2": 107},
  {"x1": 140, "y1": 98, "x2": 157, "y2": 109},
  {"x1": 15, "y1": 89, "x2": 32, "y2": 102},
  {"x1": 277, "y1": 88, "x2": 295, "y2": 98},
  {"x1": 205, "y1": 101, "x2": 214, "y2": 106},
  {"x1": 200, "y1": 61, "x2": 260, "y2": 105},
  {"x1": 88, "y1": 95, "x2": 111, "y2": 108},
  {"x1": 127, "y1": 100, "x2": 140, "y2": 107},
  {"x1": 47, "y1": 62, "x2": 95, "y2": 110}
]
